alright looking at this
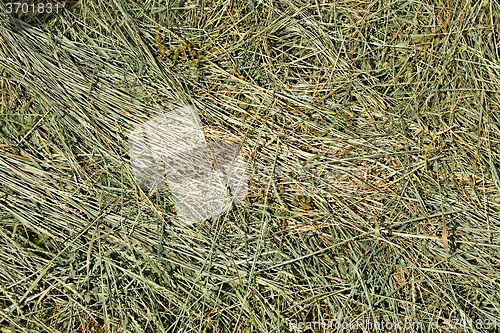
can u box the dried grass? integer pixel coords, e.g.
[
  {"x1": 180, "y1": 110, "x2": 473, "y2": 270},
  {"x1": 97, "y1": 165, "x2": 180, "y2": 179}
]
[{"x1": 1, "y1": 0, "x2": 500, "y2": 332}]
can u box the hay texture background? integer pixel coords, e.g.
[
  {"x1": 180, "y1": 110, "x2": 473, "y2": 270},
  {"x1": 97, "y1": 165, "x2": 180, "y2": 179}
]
[{"x1": 1, "y1": 0, "x2": 500, "y2": 332}]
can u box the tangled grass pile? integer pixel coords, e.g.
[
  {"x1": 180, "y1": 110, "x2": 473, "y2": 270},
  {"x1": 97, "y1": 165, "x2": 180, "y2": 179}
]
[{"x1": 1, "y1": 0, "x2": 500, "y2": 331}]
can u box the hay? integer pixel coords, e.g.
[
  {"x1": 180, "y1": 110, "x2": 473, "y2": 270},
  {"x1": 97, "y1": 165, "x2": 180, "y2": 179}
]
[{"x1": 1, "y1": 0, "x2": 499, "y2": 331}]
